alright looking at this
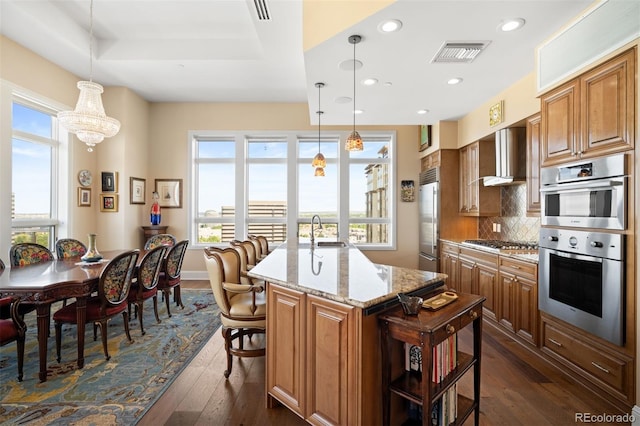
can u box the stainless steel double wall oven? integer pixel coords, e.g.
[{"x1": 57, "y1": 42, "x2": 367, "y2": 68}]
[{"x1": 538, "y1": 153, "x2": 628, "y2": 346}]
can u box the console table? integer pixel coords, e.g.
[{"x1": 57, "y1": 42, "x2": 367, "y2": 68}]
[
  {"x1": 141, "y1": 225, "x2": 168, "y2": 246},
  {"x1": 379, "y1": 292, "x2": 485, "y2": 425}
]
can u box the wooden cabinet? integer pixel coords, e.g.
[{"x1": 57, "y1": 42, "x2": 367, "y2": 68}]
[
  {"x1": 526, "y1": 114, "x2": 541, "y2": 215},
  {"x1": 267, "y1": 284, "x2": 305, "y2": 416},
  {"x1": 305, "y1": 295, "x2": 357, "y2": 426},
  {"x1": 541, "y1": 48, "x2": 635, "y2": 166},
  {"x1": 379, "y1": 293, "x2": 484, "y2": 426},
  {"x1": 267, "y1": 283, "x2": 360, "y2": 425},
  {"x1": 459, "y1": 247, "x2": 498, "y2": 321},
  {"x1": 541, "y1": 313, "x2": 634, "y2": 408},
  {"x1": 420, "y1": 150, "x2": 441, "y2": 171},
  {"x1": 459, "y1": 140, "x2": 501, "y2": 216},
  {"x1": 497, "y1": 257, "x2": 539, "y2": 346},
  {"x1": 439, "y1": 241, "x2": 460, "y2": 292}
]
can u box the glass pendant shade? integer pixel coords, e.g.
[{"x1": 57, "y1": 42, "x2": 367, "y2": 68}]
[
  {"x1": 312, "y1": 152, "x2": 326, "y2": 168},
  {"x1": 58, "y1": 81, "x2": 121, "y2": 150},
  {"x1": 345, "y1": 35, "x2": 363, "y2": 152},
  {"x1": 314, "y1": 167, "x2": 325, "y2": 177},
  {"x1": 345, "y1": 130, "x2": 363, "y2": 151}
]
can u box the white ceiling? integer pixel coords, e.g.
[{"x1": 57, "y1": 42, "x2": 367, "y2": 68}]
[{"x1": 0, "y1": 0, "x2": 593, "y2": 126}]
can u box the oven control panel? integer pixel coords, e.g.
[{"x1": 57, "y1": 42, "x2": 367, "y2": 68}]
[{"x1": 539, "y1": 228, "x2": 623, "y2": 261}]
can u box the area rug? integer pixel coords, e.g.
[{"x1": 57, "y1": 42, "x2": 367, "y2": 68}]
[{"x1": 0, "y1": 289, "x2": 220, "y2": 425}]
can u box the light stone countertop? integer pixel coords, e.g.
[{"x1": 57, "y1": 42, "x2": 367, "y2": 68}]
[{"x1": 247, "y1": 240, "x2": 447, "y2": 313}]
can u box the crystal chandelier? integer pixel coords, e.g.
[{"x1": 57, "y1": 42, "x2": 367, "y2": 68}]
[
  {"x1": 57, "y1": 0, "x2": 120, "y2": 152},
  {"x1": 312, "y1": 82, "x2": 326, "y2": 176},
  {"x1": 345, "y1": 35, "x2": 363, "y2": 151}
]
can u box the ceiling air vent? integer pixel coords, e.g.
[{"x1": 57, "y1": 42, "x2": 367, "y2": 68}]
[
  {"x1": 253, "y1": 0, "x2": 271, "y2": 20},
  {"x1": 431, "y1": 41, "x2": 490, "y2": 63}
]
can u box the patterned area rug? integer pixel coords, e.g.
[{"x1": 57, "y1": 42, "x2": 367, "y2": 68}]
[{"x1": 0, "y1": 289, "x2": 220, "y2": 425}]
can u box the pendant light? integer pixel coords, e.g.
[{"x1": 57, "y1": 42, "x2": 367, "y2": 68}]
[
  {"x1": 57, "y1": 0, "x2": 120, "y2": 152},
  {"x1": 345, "y1": 35, "x2": 363, "y2": 151},
  {"x1": 312, "y1": 82, "x2": 326, "y2": 176}
]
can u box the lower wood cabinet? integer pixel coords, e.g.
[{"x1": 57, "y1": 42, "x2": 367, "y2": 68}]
[
  {"x1": 541, "y1": 313, "x2": 634, "y2": 408},
  {"x1": 497, "y1": 257, "x2": 539, "y2": 346},
  {"x1": 440, "y1": 241, "x2": 460, "y2": 292},
  {"x1": 458, "y1": 247, "x2": 498, "y2": 321},
  {"x1": 267, "y1": 283, "x2": 378, "y2": 426}
]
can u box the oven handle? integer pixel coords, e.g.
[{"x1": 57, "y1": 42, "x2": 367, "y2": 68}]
[
  {"x1": 541, "y1": 247, "x2": 604, "y2": 264},
  {"x1": 540, "y1": 179, "x2": 624, "y2": 193}
]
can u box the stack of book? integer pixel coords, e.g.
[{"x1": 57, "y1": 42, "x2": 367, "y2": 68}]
[{"x1": 404, "y1": 335, "x2": 458, "y2": 425}]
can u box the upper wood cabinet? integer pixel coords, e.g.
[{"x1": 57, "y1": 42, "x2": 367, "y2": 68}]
[
  {"x1": 459, "y1": 140, "x2": 501, "y2": 216},
  {"x1": 541, "y1": 48, "x2": 636, "y2": 166},
  {"x1": 526, "y1": 114, "x2": 541, "y2": 215}
]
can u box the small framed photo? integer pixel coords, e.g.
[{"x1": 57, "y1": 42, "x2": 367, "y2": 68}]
[
  {"x1": 130, "y1": 177, "x2": 146, "y2": 204},
  {"x1": 78, "y1": 187, "x2": 91, "y2": 207},
  {"x1": 155, "y1": 179, "x2": 183, "y2": 208},
  {"x1": 100, "y1": 194, "x2": 119, "y2": 212},
  {"x1": 401, "y1": 180, "x2": 415, "y2": 202},
  {"x1": 419, "y1": 125, "x2": 432, "y2": 151},
  {"x1": 101, "y1": 171, "x2": 118, "y2": 192}
]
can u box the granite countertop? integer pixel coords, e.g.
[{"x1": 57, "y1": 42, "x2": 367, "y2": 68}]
[{"x1": 247, "y1": 240, "x2": 447, "y2": 311}]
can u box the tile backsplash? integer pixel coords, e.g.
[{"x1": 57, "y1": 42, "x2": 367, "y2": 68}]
[{"x1": 478, "y1": 185, "x2": 540, "y2": 242}]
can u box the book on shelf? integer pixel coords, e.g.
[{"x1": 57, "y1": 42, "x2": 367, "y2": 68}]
[{"x1": 404, "y1": 334, "x2": 458, "y2": 382}]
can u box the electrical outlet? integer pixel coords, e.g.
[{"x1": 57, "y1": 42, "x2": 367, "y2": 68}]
[
  {"x1": 496, "y1": 223, "x2": 501, "y2": 233},
  {"x1": 492, "y1": 223, "x2": 497, "y2": 232}
]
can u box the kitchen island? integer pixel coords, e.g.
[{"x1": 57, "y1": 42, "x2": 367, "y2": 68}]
[{"x1": 248, "y1": 240, "x2": 446, "y2": 426}]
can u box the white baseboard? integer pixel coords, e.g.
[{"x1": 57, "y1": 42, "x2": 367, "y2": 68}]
[{"x1": 182, "y1": 270, "x2": 208, "y2": 281}]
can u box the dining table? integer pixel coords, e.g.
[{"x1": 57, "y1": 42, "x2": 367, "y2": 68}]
[{"x1": 0, "y1": 250, "x2": 128, "y2": 382}]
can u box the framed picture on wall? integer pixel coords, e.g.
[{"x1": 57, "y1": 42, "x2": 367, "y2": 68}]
[
  {"x1": 419, "y1": 125, "x2": 432, "y2": 151},
  {"x1": 130, "y1": 177, "x2": 146, "y2": 204},
  {"x1": 78, "y1": 187, "x2": 91, "y2": 207},
  {"x1": 155, "y1": 178, "x2": 182, "y2": 208},
  {"x1": 100, "y1": 194, "x2": 119, "y2": 212},
  {"x1": 101, "y1": 171, "x2": 118, "y2": 192}
]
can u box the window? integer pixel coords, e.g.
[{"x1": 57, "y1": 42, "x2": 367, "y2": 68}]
[
  {"x1": 190, "y1": 131, "x2": 395, "y2": 249},
  {"x1": 10, "y1": 99, "x2": 63, "y2": 250}
]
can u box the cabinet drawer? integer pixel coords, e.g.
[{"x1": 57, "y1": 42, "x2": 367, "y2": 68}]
[
  {"x1": 498, "y1": 257, "x2": 537, "y2": 280},
  {"x1": 459, "y1": 305, "x2": 482, "y2": 330},
  {"x1": 459, "y1": 247, "x2": 498, "y2": 267},
  {"x1": 440, "y1": 241, "x2": 459, "y2": 255},
  {"x1": 543, "y1": 322, "x2": 627, "y2": 392},
  {"x1": 431, "y1": 316, "x2": 461, "y2": 345}
]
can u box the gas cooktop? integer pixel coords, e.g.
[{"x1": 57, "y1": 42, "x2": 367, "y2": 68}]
[{"x1": 462, "y1": 239, "x2": 539, "y2": 252}]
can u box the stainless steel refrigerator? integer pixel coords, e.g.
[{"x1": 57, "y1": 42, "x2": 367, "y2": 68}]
[{"x1": 418, "y1": 167, "x2": 439, "y2": 272}]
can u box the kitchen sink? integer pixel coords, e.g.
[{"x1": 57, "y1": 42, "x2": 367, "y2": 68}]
[{"x1": 316, "y1": 241, "x2": 347, "y2": 247}]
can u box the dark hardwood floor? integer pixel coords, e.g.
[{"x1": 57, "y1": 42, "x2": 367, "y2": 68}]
[{"x1": 140, "y1": 281, "x2": 629, "y2": 426}]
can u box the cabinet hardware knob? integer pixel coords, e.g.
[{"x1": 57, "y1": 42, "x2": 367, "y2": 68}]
[
  {"x1": 548, "y1": 338, "x2": 563, "y2": 347},
  {"x1": 591, "y1": 362, "x2": 610, "y2": 374},
  {"x1": 446, "y1": 324, "x2": 456, "y2": 334},
  {"x1": 469, "y1": 310, "x2": 478, "y2": 320}
]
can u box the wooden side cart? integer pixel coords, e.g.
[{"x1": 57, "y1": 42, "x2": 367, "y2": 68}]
[{"x1": 379, "y1": 292, "x2": 485, "y2": 425}]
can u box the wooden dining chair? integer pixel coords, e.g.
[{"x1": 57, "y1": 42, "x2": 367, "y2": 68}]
[
  {"x1": 55, "y1": 238, "x2": 87, "y2": 259},
  {"x1": 0, "y1": 297, "x2": 27, "y2": 381},
  {"x1": 204, "y1": 247, "x2": 265, "y2": 378},
  {"x1": 144, "y1": 233, "x2": 177, "y2": 250},
  {"x1": 157, "y1": 240, "x2": 189, "y2": 317},
  {"x1": 127, "y1": 245, "x2": 169, "y2": 335},
  {"x1": 9, "y1": 243, "x2": 54, "y2": 267},
  {"x1": 53, "y1": 249, "x2": 140, "y2": 362}
]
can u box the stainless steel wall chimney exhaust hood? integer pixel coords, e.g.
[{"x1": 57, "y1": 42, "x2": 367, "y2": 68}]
[{"x1": 482, "y1": 127, "x2": 526, "y2": 186}]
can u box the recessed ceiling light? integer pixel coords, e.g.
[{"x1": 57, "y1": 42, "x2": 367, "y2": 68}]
[
  {"x1": 499, "y1": 18, "x2": 525, "y2": 32},
  {"x1": 417, "y1": 109, "x2": 429, "y2": 115},
  {"x1": 378, "y1": 19, "x2": 403, "y2": 33},
  {"x1": 362, "y1": 78, "x2": 378, "y2": 86},
  {"x1": 447, "y1": 77, "x2": 463, "y2": 85},
  {"x1": 335, "y1": 96, "x2": 351, "y2": 104},
  {"x1": 354, "y1": 109, "x2": 364, "y2": 114}
]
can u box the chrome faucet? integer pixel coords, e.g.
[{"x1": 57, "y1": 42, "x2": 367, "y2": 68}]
[{"x1": 310, "y1": 214, "x2": 323, "y2": 246}]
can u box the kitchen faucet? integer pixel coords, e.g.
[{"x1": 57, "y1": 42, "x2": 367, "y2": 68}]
[{"x1": 310, "y1": 214, "x2": 323, "y2": 246}]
